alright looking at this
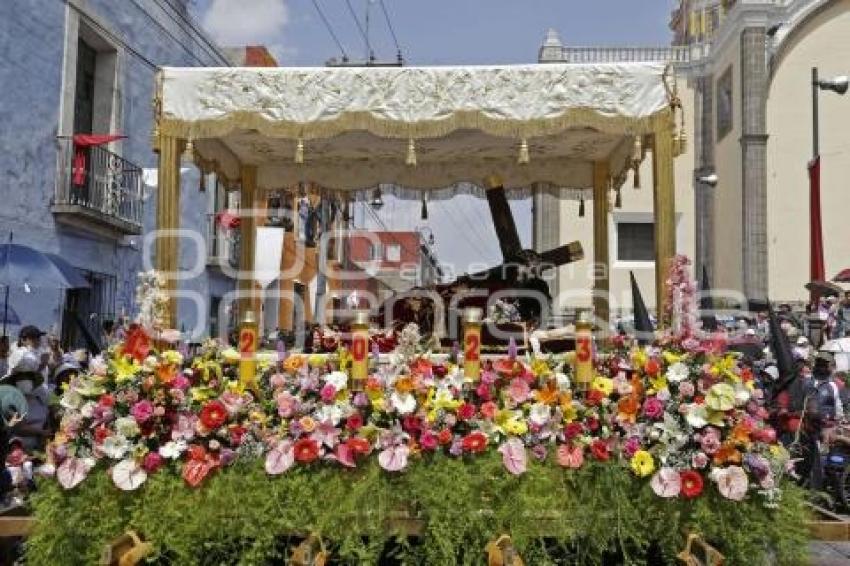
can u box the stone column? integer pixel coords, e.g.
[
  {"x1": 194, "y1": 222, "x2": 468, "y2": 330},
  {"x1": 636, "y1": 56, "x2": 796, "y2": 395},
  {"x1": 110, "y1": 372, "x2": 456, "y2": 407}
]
[
  {"x1": 592, "y1": 161, "x2": 610, "y2": 327},
  {"x1": 155, "y1": 135, "x2": 182, "y2": 327},
  {"x1": 238, "y1": 165, "x2": 259, "y2": 317},
  {"x1": 531, "y1": 183, "x2": 561, "y2": 309},
  {"x1": 653, "y1": 119, "x2": 677, "y2": 325},
  {"x1": 740, "y1": 27, "x2": 769, "y2": 301},
  {"x1": 694, "y1": 76, "x2": 715, "y2": 285}
]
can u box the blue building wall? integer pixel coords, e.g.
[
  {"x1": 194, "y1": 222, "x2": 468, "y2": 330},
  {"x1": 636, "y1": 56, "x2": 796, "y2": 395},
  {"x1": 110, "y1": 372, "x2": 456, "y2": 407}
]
[{"x1": 0, "y1": 0, "x2": 234, "y2": 340}]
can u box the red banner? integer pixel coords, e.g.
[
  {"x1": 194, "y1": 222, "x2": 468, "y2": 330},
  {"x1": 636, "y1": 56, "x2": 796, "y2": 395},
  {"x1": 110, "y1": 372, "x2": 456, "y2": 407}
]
[{"x1": 809, "y1": 157, "x2": 825, "y2": 295}]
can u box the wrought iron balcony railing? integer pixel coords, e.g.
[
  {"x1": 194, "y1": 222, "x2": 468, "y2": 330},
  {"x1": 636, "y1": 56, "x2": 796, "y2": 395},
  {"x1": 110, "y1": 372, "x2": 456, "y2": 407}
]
[
  {"x1": 206, "y1": 213, "x2": 241, "y2": 270},
  {"x1": 52, "y1": 137, "x2": 144, "y2": 236}
]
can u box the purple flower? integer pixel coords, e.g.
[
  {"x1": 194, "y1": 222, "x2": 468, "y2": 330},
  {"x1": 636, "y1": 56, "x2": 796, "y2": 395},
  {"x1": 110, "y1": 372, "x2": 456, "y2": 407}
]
[
  {"x1": 623, "y1": 436, "x2": 642, "y2": 459},
  {"x1": 219, "y1": 448, "x2": 237, "y2": 467},
  {"x1": 449, "y1": 439, "x2": 463, "y2": 457},
  {"x1": 353, "y1": 392, "x2": 369, "y2": 408},
  {"x1": 531, "y1": 444, "x2": 548, "y2": 462}
]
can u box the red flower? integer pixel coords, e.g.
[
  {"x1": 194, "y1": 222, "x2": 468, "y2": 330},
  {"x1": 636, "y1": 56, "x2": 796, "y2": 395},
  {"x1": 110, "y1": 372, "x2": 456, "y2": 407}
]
[
  {"x1": 585, "y1": 389, "x2": 605, "y2": 406},
  {"x1": 294, "y1": 438, "x2": 319, "y2": 463},
  {"x1": 585, "y1": 417, "x2": 600, "y2": 432},
  {"x1": 680, "y1": 469, "x2": 704, "y2": 499},
  {"x1": 402, "y1": 415, "x2": 422, "y2": 433},
  {"x1": 347, "y1": 437, "x2": 372, "y2": 455},
  {"x1": 99, "y1": 394, "x2": 115, "y2": 408},
  {"x1": 437, "y1": 429, "x2": 453, "y2": 445},
  {"x1": 94, "y1": 425, "x2": 111, "y2": 444},
  {"x1": 457, "y1": 402, "x2": 476, "y2": 421},
  {"x1": 346, "y1": 413, "x2": 363, "y2": 431},
  {"x1": 229, "y1": 425, "x2": 246, "y2": 446},
  {"x1": 123, "y1": 324, "x2": 151, "y2": 363},
  {"x1": 564, "y1": 422, "x2": 584, "y2": 440},
  {"x1": 590, "y1": 439, "x2": 610, "y2": 461},
  {"x1": 644, "y1": 358, "x2": 661, "y2": 376},
  {"x1": 199, "y1": 401, "x2": 228, "y2": 430},
  {"x1": 461, "y1": 432, "x2": 488, "y2": 453}
]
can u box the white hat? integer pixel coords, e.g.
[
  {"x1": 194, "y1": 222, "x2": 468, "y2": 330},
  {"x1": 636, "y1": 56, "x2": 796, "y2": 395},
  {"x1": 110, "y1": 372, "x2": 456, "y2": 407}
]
[
  {"x1": 745, "y1": 328, "x2": 756, "y2": 336},
  {"x1": 3, "y1": 348, "x2": 40, "y2": 378},
  {"x1": 764, "y1": 366, "x2": 779, "y2": 381},
  {"x1": 797, "y1": 336, "x2": 809, "y2": 346}
]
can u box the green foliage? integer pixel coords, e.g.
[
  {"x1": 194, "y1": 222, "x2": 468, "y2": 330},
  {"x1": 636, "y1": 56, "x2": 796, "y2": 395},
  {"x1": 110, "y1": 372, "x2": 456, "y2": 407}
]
[{"x1": 27, "y1": 454, "x2": 809, "y2": 565}]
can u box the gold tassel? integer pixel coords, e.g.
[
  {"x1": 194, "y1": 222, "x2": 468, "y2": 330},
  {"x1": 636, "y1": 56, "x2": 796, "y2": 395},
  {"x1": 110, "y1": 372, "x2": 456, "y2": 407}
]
[
  {"x1": 615, "y1": 187, "x2": 622, "y2": 208},
  {"x1": 608, "y1": 187, "x2": 616, "y2": 212},
  {"x1": 406, "y1": 138, "x2": 417, "y2": 166},
  {"x1": 199, "y1": 172, "x2": 206, "y2": 193},
  {"x1": 677, "y1": 128, "x2": 688, "y2": 156},
  {"x1": 633, "y1": 165, "x2": 641, "y2": 189},
  {"x1": 578, "y1": 198, "x2": 585, "y2": 217},
  {"x1": 517, "y1": 138, "x2": 530, "y2": 165},
  {"x1": 421, "y1": 194, "x2": 428, "y2": 220},
  {"x1": 181, "y1": 138, "x2": 194, "y2": 163},
  {"x1": 632, "y1": 136, "x2": 642, "y2": 189},
  {"x1": 295, "y1": 138, "x2": 304, "y2": 164},
  {"x1": 150, "y1": 126, "x2": 160, "y2": 154}
]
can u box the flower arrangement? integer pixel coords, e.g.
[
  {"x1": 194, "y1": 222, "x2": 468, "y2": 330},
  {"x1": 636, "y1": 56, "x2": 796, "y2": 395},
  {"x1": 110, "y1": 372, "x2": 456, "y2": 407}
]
[
  {"x1": 134, "y1": 270, "x2": 169, "y2": 330},
  {"x1": 489, "y1": 298, "x2": 522, "y2": 325},
  {"x1": 42, "y1": 323, "x2": 791, "y2": 509}
]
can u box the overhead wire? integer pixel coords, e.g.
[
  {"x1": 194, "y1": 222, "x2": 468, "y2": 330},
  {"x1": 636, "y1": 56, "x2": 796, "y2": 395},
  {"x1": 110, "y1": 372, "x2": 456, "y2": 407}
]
[
  {"x1": 151, "y1": 0, "x2": 232, "y2": 64},
  {"x1": 378, "y1": 0, "x2": 402, "y2": 58},
  {"x1": 344, "y1": 0, "x2": 371, "y2": 58},
  {"x1": 311, "y1": 0, "x2": 349, "y2": 61}
]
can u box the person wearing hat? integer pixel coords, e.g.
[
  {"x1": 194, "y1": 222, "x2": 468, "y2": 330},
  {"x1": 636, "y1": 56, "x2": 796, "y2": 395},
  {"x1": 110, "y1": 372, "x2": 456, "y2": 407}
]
[
  {"x1": 15, "y1": 325, "x2": 49, "y2": 384},
  {"x1": 793, "y1": 336, "x2": 812, "y2": 362},
  {"x1": 2, "y1": 349, "x2": 51, "y2": 453}
]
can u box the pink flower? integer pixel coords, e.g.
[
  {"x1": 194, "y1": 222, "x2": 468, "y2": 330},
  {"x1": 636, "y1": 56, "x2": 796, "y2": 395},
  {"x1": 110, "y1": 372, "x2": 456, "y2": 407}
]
[
  {"x1": 712, "y1": 465, "x2": 749, "y2": 501},
  {"x1": 142, "y1": 452, "x2": 164, "y2": 473},
  {"x1": 130, "y1": 400, "x2": 154, "y2": 423},
  {"x1": 622, "y1": 436, "x2": 641, "y2": 459},
  {"x1": 498, "y1": 438, "x2": 527, "y2": 475},
  {"x1": 678, "y1": 382, "x2": 695, "y2": 398},
  {"x1": 378, "y1": 445, "x2": 410, "y2": 472},
  {"x1": 508, "y1": 379, "x2": 530, "y2": 404},
  {"x1": 480, "y1": 401, "x2": 498, "y2": 420},
  {"x1": 320, "y1": 384, "x2": 337, "y2": 403},
  {"x1": 171, "y1": 374, "x2": 190, "y2": 390},
  {"x1": 276, "y1": 391, "x2": 298, "y2": 418},
  {"x1": 475, "y1": 382, "x2": 492, "y2": 400},
  {"x1": 457, "y1": 403, "x2": 475, "y2": 421},
  {"x1": 420, "y1": 430, "x2": 438, "y2": 451},
  {"x1": 265, "y1": 440, "x2": 294, "y2": 475},
  {"x1": 642, "y1": 397, "x2": 665, "y2": 420},
  {"x1": 172, "y1": 414, "x2": 196, "y2": 441},
  {"x1": 335, "y1": 443, "x2": 356, "y2": 468},
  {"x1": 650, "y1": 467, "x2": 682, "y2": 498},
  {"x1": 220, "y1": 391, "x2": 249, "y2": 416},
  {"x1": 691, "y1": 452, "x2": 709, "y2": 469},
  {"x1": 700, "y1": 427, "x2": 721, "y2": 455},
  {"x1": 556, "y1": 444, "x2": 584, "y2": 469},
  {"x1": 269, "y1": 373, "x2": 287, "y2": 389}
]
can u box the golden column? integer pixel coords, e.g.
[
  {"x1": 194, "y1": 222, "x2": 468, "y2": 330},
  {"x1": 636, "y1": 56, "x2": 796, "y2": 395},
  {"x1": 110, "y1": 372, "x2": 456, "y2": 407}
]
[
  {"x1": 652, "y1": 115, "x2": 677, "y2": 326},
  {"x1": 239, "y1": 165, "x2": 259, "y2": 318},
  {"x1": 592, "y1": 161, "x2": 610, "y2": 328},
  {"x1": 155, "y1": 135, "x2": 182, "y2": 327}
]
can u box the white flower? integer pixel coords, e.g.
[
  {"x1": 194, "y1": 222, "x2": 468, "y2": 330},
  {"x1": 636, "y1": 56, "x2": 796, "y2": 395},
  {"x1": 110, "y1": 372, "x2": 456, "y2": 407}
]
[
  {"x1": 101, "y1": 435, "x2": 130, "y2": 459},
  {"x1": 315, "y1": 404, "x2": 344, "y2": 426},
  {"x1": 528, "y1": 403, "x2": 551, "y2": 426},
  {"x1": 89, "y1": 356, "x2": 108, "y2": 377},
  {"x1": 555, "y1": 372, "x2": 571, "y2": 391},
  {"x1": 115, "y1": 417, "x2": 140, "y2": 438},
  {"x1": 444, "y1": 366, "x2": 465, "y2": 389},
  {"x1": 158, "y1": 440, "x2": 187, "y2": 459},
  {"x1": 685, "y1": 404, "x2": 708, "y2": 428},
  {"x1": 80, "y1": 401, "x2": 96, "y2": 419},
  {"x1": 734, "y1": 384, "x2": 751, "y2": 406},
  {"x1": 324, "y1": 371, "x2": 348, "y2": 391},
  {"x1": 60, "y1": 389, "x2": 83, "y2": 410},
  {"x1": 112, "y1": 459, "x2": 147, "y2": 491},
  {"x1": 391, "y1": 392, "x2": 417, "y2": 415},
  {"x1": 666, "y1": 362, "x2": 690, "y2": 383}
]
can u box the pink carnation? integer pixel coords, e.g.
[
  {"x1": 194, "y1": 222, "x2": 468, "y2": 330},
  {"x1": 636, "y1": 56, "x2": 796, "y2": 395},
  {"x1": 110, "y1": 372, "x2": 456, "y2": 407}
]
[
  {"x1": 320, "y1": 384, "x2": 337, "y2": 403},
  {"x1": 130, "y1": 400, "x2": 154, "y2": 423},
  {"x1": 142, "y1": 451, "x2": 164, "y2": 473},
  {"x1": 642, "y1": 397, "x2": 665, "y2": 420},
  {"x1": 508, "y1": 379, "x2": 530, "y2": 404}
]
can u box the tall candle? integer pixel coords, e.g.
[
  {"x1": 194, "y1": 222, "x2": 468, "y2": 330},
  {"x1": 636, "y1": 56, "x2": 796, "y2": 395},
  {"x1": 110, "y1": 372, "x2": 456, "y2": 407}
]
[
  {"x1": 462, "y1": 307, "x2": 483, "y2": 381},
  {"x1": 350, "y1": 310, "x2": 370, "y2": 390}
]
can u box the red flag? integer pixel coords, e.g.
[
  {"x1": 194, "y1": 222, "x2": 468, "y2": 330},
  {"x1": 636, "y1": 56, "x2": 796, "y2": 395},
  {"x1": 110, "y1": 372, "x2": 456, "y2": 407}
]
[
  {"x1": 71, "y1": 134, "x2": 126, "y2": 186},
  {"x1": 809, "y1": 157, "x2": 825, "y2": 298}
]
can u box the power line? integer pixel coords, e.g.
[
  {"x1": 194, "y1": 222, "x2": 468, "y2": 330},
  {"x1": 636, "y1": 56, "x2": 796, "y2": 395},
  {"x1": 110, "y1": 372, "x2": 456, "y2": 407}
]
[
  {"x1": 311, "y1": 0, "x2": 349, "y2": 61},
  {"x1": 344, "y1": 0, "x2": 372, "y2": 60},
  {"x1": 152, "y1": 0, "x2": 232, "y2": 65},
  {"x1": 378, "y1": 0, "x2": 403, "y2": 60}
]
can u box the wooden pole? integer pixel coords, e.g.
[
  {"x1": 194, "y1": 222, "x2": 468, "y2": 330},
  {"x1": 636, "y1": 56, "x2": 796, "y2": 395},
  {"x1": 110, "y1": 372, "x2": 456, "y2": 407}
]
[
  {"x1": 239, "y1": 165, "x2": 258, "y2": 318},
  {"x1": 592, "y1": 161, "x2": 610, "y2": 328},
  {"x1": 155, "y1": 135, "x2": 181, "y2": 328},
  {"x1": 652, "y1": 115, "x2": 677, "y2": 326}
]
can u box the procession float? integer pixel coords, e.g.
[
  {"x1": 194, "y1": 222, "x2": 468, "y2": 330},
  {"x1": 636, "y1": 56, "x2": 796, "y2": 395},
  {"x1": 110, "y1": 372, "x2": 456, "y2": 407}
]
[{"x1": 24, "y1": 62, "x2": 807, "y2": 564}]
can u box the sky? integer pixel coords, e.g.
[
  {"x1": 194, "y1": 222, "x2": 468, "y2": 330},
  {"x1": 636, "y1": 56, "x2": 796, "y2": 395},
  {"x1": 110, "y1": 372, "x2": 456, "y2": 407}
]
[{"x1": 190, "y1": 0, "x2": 675, "y2": 275}]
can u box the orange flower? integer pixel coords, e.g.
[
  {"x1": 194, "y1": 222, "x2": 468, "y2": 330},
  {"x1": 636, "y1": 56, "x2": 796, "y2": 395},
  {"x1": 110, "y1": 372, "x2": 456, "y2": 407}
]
[
  {"x1": 713, "y1": 443, "x2": 742, "y2": 466},
  {"x1": 535, "y1": 381, "x2": 559, "y2": 406},
  {"x1": 395, "y1": 375, "x2": 415, "y2": 394},
  {"x1": 410, "y1": 358, "x2": 432, "y2": 377},
  {"x1": 617, "y1": 395, "x2": 640, "y2": 423},
  {"x1": 156, "y1": 364, "x2": 176, "y2": 384},
  {"x1": 729, "y1": 422, "x2": 753, "y2": 447},
  {"x1": 283, "y1": 355, "x2": 304, "y2": 373},
  {"x1": 299, "y1": 416, "x2": 317, "y2": 433},
  {"x1": 629, "y1": 375, "x2": 644, "y2": 398}
]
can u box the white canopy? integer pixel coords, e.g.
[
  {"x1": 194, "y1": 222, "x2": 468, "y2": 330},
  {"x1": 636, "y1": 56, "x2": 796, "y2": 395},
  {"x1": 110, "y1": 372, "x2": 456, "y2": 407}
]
[{"x1": 156, "y1": 63, "x2": 675, "y2": 196}]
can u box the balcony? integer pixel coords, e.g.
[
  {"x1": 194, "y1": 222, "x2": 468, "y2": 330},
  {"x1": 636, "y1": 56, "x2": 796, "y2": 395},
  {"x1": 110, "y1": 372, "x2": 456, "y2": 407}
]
[
  {"x1": 52, "y1": 137, "x2": 144, "y2": 237},
  {"x1": 558, "y1": 46, "x2": 691, "y2": 64},
  {"x1": 206, "y1": 213, "x2": 240, "y2": 271}
]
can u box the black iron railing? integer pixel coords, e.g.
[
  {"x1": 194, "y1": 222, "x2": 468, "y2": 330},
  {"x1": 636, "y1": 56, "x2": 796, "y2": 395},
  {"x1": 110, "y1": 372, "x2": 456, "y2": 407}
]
[{"x1": 54, "y1": 137, "x2": 144, "y2": 229}]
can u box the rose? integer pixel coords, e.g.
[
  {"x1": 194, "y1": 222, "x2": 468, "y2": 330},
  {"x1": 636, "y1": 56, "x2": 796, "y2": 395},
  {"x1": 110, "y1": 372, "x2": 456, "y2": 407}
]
[
  {"x1": 590, "y1": 439, "x2": 610, "y2": 461},
  {"x1": 691, "y1": 452, "x2": 709, "y2": 469},
  {"x1": 199, "y1": 401, "x2": 228, "y2": 430},
  {"x1": 269, "y1": 373, "x2": 287, "y2": 389},
  {"x1": 622, "y1": 436, "x2": 641, "y2": 459},
  {"x1": 293, "y1": 438, "x2": 319, "y2": 463},
  {"x1": 276, "y1": 392, "x2": 298, "y2": 418},
  {"x1": 438, "y1": 429, "x2": 453, "y2": 445},
  {"x1": 480, "y1": 401, "x2": 498, "y2": 420},
  {"x1": 461, "y1": 432, "x2": 488, "y2": 453},
  {"x1": 585, "y1": 389, "x2": 605, "y2": 407},
  {"x1": 508, "y1": 379, "x2": 530, "y2": 404},
  {"x1": 347, "y1": 437, "x2": 371, "y2": 455},
  {"x1": 700, "y1": 427, "x2": 721, "y2": 455},
  {"x1": 142, "y1": 452, "x2": 164, "y2": 473},
  {"x1": 130, "y1": 400, "x2": 154, "y2": 424},
  {"x1": 457, "y1": 402, "x2": 476, "y2": 421},
  {"x1": 564, "y1": 422, "x2": 584, "y2": 440},
  {"x1": 644, "y1": 359, "x2": 661, "y2": 376},
  {"x1": 680, "y1": 469, "x2": 704, "y2": 498},
  {"x1": 320, "y1": 384, "x2": 337, "y2": 403},
  {"x1": 642, "y1": 397, "x2": 665, "y2": 420},
  {"x1": 678, "y1": 381, "x2": 695, "y2": 398},
  {"x1": 346, "y1": 413, "x2": 363, "y2": 431}
]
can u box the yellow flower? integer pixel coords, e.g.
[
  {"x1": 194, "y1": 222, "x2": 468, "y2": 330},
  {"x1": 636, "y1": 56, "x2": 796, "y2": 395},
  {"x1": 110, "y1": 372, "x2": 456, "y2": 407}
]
[
  {"x1": 706, "y1": 383, "x2": 736, "y2": 412},
  {"x1": 503, "y1": 418, "x2": 528, "y2": 436},
  {"x1": 221, "y1": 348, "x2": 240, "y2": 364},
  {"x1": 190, "y1": 386, "x2": 216, "y2": 402},
  {"x1": 162, "y1": 350, "x2": 183, "y2": 366},
  {"x1": 337, "y1": 347, "x2": 352, "y2": 369},
  {"x1": 371, "y1": 397, "x2": 386, "y2": 412},
  {"x1": 112, "y1": 356, "x2": 140, "y2": 384},
  {"x1": 433, "y1": 390, "x2": 461, "y2": 411},
  {"x1": 299, "y1": 416, "x2": 317, "y2": 433},
  {"x1": 308, "y1": 354, "x2": 326, "y2": 368},
  {"x1": 648, "y1": 373, "x2": 668, "y2": 394},
  {"x1": 631, "y1": 348, "x2": 648, "y2": 369},
  {"x1": 225, "y1": 379, "x2": 245, "y2": 394},
  {"x1": 662, "y1": 351, "x2": 686, "y2": 365},
  {"x1": 630, "y1": 450, "x2": 655, "y2": 477},
  {"x1": 250, "y1": 410, "x2": 269, "y2": 426},
  {"x1": 592, "y1": 376, "x2": 614, "y2": 397},
  {"x1": 531, "y1": 359, "x2": 551, "y2": 378}
]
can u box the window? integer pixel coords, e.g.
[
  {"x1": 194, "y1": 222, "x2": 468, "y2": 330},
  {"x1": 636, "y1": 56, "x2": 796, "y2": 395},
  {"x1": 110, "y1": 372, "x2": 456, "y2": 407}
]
[
  {"x1": 617, "y1": 222, "x2": 655, "y2": 262},
  {"x1": 74, "y1": 38, "x2": 97, "y2": 135},
  {"x1": 385, "y1": 244, "x2": 401, "y2": 262},
  {"x1": 716, "y1": 66, "x2": 733, "y2": 140},
  {"x1": 369, "y1": 243, "x2": 382, "y2": 261}
]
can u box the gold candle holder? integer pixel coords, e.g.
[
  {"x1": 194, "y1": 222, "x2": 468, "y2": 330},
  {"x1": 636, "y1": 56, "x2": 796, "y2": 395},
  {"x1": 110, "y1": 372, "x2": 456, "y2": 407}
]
[
  {"x1": 462, "y1": 307, "x2": 483, "y2": 381},
  {"x1": 239, "y1": 310, "x2": 259, "y2": 393},
  {"x1": 573, "y1": 312, "x2": 593, "y2": 393},
  {"x1": 350, "y1": 310, "x2": 370, "y2": 391}
]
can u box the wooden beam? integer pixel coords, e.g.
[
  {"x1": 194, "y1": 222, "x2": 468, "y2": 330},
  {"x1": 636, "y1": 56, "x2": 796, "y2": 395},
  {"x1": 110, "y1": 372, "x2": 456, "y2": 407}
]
[
  {"x1": 238, "y1": 165, "x2": 259, "y2": 318},
  {"x1": 592, "y1": 161, "x2": 610, "y2": 328},
  {"x1": 652, "y1": 118, "x2": 677, "y2": 326},
  {"x1": 155, "y1": 135, "x2": 182, "y2": 327}
]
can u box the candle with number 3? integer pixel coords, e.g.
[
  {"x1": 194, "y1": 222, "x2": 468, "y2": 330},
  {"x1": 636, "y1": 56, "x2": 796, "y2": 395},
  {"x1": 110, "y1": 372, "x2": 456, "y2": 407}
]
[
  {"x1": 350, "y1": 310, "x2": 370, "y2": 390},
  {"x1": 574, "y1": 315, "x2": 593, "y2": 392},
  {"x1": 239, "y1": 310, "x2": 259, "y2": 392},
  {"x1": 462, "y1": 307, "x2": 483, "y2": 381}
]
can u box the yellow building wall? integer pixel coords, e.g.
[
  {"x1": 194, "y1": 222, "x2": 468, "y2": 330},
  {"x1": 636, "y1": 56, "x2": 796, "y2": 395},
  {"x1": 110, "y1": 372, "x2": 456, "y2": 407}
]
[{"x1": 767, "y1": 0, "x2": 850, "y2": 301}]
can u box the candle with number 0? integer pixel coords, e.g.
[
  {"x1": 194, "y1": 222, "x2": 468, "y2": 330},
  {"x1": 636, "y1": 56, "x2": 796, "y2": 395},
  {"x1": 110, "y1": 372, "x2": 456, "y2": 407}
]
[
  {"x1": 350, "y1": 310, "x2": 370, "y2": 390},
  {"x1": 462, "y1": 307, "x2": 483, "y2": 381},
  {"x1": 239, "y1": 310, "x2": 259, "y2": 392},
  {"x1": 574, "y1": 315, "x2": 593, "y2": 392}
]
